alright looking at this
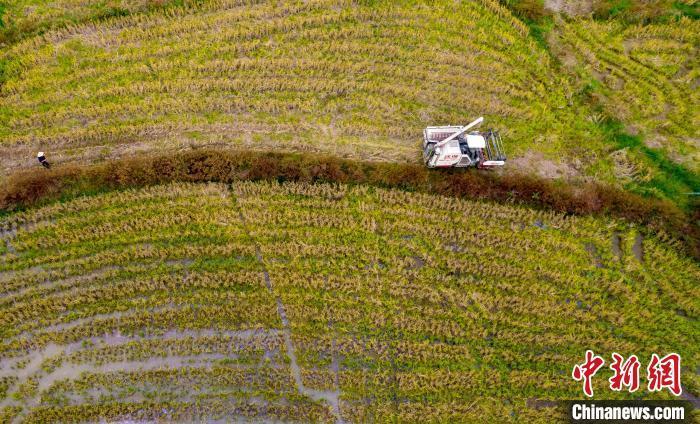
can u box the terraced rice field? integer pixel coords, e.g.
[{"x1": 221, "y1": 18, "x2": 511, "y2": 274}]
[
  {"x1": 1, "y1": 181, "x2": 697, "y2": 422},
  {"x1": 0, "y1": 0, "x2": 185, "y2": 45},
  {"x1": 0, "y1": 0, "x2": 610, "y2": 178},
  {"x1": 551, "y1": 17, "x2": 700, "y2": 172}
]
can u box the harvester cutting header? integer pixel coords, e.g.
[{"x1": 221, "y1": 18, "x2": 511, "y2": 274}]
[{"x1": 423, "y1": 117, "x2": 506, "y2": 168}]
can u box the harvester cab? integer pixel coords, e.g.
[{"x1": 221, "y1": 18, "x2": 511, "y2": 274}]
[{"x1": 423, "y1": 117, "x2": 506, "y2": 168}]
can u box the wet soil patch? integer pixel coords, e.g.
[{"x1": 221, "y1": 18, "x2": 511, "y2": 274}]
[
  {"x1": 611, "y1": 233, "x2": 622, "y2": 259},
  {"x1": 584, "y1": 243, "x2": 604, "y2": 268},
  {"x1": 633, "y1": 233, "x2": 644, "y2": 263}
]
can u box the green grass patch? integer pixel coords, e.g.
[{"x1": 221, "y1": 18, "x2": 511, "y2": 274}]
[
  {"x1": 598, "y1": 119, "x2": 700, "y2": 209},
  {"x1": 673, "y1": 1, "x2": 700, "y2": 19}
]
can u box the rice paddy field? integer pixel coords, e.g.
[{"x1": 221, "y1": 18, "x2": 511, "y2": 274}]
[
  {"x1": 1, "y1": 1, "x2": 699, "y2": 422},
  {"x1": 0, "y1": 0, "x2": 186, "y2": 45},
  {"x1": 550, "y1": 16, "x2": 700, "y2": 173},
  {"x1": 0, "y1": 181, "x2": 697, "y2": 423},
  {"x1": 0, "y1": 0, "x2": 632, "y2": 181}
]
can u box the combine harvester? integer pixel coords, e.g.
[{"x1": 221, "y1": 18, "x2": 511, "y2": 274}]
[{"x1": 423, "y1": 117, "x2": 506, "y2": 168}]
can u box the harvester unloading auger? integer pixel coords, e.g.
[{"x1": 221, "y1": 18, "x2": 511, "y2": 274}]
[{"x1": 423, "y1": 117, "x2": 506, "y2": 168}]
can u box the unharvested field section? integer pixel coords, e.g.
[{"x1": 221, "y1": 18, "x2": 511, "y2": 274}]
[{"x1": 0, "y1": 181, "x2": 697, "y2": 422}]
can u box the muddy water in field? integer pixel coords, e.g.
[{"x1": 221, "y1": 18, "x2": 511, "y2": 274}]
[
  {"x1": 28, "y1": 353, "x2": 249, "y2": 411},
  {"x1": 0, "y1": 266, "x2": 45, "y2": 293},
  {"x1": 681, "y1": 390, "x2": 700, "y2": 408},
  {"x1": 1, "y1": 220, "x2": 58, "y2": 261},
  {"x1": 0, "y1": 329, "x2": 285, "y2": 421},
  {"x1": 611, "y1": 233, "x2": 622, "y2": 259},
  {"x1": 0, "y1": 343, "x2": 64, "y2": 409},
  {"x1": 234, "y1": 188, "x2": 344, "y2": 424},
  {"x1": 408, "y1": 255, "x2": 425, "y2": 270},
  {"x1": 0, "y1": 228, "x2": 17, "y2": 255},
  {"x1": 0, "y1": 329, "x2": 281, "y2": 384},
  {"x1": 633, "y1": 233, "x2": 644, "y2": 262},
  {"x1": 5, "y1": 306, "x2": 178, "y2": 345},
  {"x1": 36, "y1": 354, "x2": 230, "y2": 391},
  {"x1": 4, "y1": 239, "x2": 15, "y2": 255},
  {"x1": 0, "y1": 265, "x2": 120, "y2": 307},
  {"x1": 0, "y1": 343, "x2": 63, "y2": 379}
]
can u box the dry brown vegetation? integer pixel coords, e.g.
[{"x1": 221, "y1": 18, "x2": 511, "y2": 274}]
[{"x1": 1, "y1": 149, "x2": 695, "y2": 258}]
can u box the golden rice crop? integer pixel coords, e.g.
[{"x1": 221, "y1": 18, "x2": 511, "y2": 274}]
[
  {"x1": 0, "y1": 0, "x2": 618, "y2": 184},
  {"x1": 0, "y1": 180, "x2": 696, "y2": 422}
]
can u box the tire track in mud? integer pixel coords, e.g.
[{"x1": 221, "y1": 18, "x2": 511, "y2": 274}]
[{"x1": 230, "y1": 184, "x2": 344, "y2": 424}]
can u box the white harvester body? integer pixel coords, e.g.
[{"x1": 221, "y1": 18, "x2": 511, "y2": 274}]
[{"x1": 423, "y1": 117, "x2": 506, "y2": 168}]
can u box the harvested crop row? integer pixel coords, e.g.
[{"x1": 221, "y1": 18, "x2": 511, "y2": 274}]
[
  {"x1": 0, "y1": 181, "x2": 697, "y2": 422},
  {"x1": 550, "y1": 17, "x2": 700, "y2": 172},
  {"x1": 0, "y1": 0, "x2": 614, "y2": 182}
]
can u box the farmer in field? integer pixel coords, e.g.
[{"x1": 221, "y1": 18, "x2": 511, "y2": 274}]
[{"x1": 37, "y1": 152, "x2": 50, "y2": 169}]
